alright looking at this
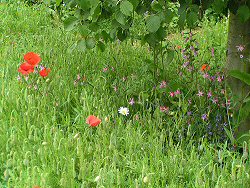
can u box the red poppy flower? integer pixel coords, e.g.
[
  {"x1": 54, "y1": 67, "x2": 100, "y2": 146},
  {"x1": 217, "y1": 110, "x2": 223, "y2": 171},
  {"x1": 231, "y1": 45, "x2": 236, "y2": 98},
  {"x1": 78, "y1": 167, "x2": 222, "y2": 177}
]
[
  {"x1": 201, "y1": 64, "x2": 210, "y2": 72},
  {"x1": 39, "y1": 68, "x2": 51, "y2": 77},
  {"x1": 33, "y1": 186, "x2": 40, "y2": 188},
  {"x1": 18, "y1": 68, "x2": 34, "y2": 75},
  {"x1": 24, "y1": 52, "x2": 41, "y2": 66},
  {"x1": 18, "y1": 62, "x2": 34, "y2": 75},
  {"x1": 86, "y1": 115, "x2": 101, "y2": 127},
  {"x1": 20, "y1": 62, "x2": 34, "y2": 71}
]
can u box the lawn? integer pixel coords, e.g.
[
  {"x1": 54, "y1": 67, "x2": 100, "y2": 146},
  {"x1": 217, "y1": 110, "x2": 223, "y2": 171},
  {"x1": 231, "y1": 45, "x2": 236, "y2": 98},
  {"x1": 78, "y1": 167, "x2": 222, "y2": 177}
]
[{"x1": 0, "y1": 2, "x2": 250, "y2": 188}]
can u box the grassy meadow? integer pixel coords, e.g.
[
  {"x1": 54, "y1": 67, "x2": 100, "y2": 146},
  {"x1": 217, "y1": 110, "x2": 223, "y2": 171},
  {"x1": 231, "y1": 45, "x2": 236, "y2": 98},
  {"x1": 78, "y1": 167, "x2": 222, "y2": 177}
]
[{"x1": 0, "y1": 2, "x2": 250, "y2": 188}]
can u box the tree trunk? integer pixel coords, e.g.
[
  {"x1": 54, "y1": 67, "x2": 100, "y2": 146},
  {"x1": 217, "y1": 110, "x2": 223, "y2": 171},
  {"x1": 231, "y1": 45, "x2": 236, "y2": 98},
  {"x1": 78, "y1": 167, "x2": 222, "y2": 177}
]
[{"x1": 227, "y1": 12, "x2": 250, "y2": 134}]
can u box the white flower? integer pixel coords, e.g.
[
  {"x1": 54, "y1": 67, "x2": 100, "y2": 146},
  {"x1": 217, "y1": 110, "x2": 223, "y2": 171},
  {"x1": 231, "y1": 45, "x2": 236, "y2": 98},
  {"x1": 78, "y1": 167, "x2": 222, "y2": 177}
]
[{"x1": 118, "y1": 107, "x2": 129, "y2": 116}]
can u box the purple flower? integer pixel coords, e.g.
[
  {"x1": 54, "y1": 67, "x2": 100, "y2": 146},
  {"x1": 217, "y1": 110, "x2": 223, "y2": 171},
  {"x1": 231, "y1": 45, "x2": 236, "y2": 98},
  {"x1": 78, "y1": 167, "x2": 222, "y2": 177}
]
[
  {"x1": 207, "y1": 91, "x2": 212, "y2": 98},
  {"x1": 202, "y1": 114, "x2": 208, "y2": 121},
  {"x1": 183, "y1": 61, "x2": 190, "y2": 68},
  {"x1": 236, "y1": 45, "x2": 244, "y2": 52},
  {"x1": 187, "y1": 111, "x2": 192, "y2": 116},
  {"x1": 128, "y1": 98, "x2": 135, "y2": 106}
]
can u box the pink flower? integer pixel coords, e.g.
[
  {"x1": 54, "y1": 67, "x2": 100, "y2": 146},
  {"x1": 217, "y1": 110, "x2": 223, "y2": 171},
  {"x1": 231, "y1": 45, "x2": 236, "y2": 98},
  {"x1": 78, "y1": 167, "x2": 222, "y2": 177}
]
[
  {"x1": 207, "y1": 91, "x2": 212, "y2": 98},
  {"x1": 160, "y1": 106, "x2": 169, "y2": 113},
  {"x1": 197, "y1": 91, "x2": 204, "y2": 97},
  {"x1": 211, "y1": 48, "x2": 214, "y2": 57},
  {"x1": 217, "y1": 76, "x2": 222, "y2": 83},
  {"x1": 174, "y1": 90, "x2": 181, "y2": 95},
  {"x1": 102, "y1": 67, "x2": 108, "y2": 72},
  {"x1": 169, "y1": 92, "x2": 175, "y2": 97},
  {"x1": 236, "y1": 45, "x2": 245, "y2": 52},
  {"x1": 159, "y1": 81, "x2": 167, "y2": 88}
]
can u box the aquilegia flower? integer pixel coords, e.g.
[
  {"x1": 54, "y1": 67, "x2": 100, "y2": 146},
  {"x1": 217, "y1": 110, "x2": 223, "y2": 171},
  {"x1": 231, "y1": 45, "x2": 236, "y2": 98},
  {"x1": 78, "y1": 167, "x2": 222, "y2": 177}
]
[
  {"x1": 86, "y1": 115, "x2": 101, "y2": 127},
  {"x1": 118, "y1": 107, "x2": 129, "y2": 116}
]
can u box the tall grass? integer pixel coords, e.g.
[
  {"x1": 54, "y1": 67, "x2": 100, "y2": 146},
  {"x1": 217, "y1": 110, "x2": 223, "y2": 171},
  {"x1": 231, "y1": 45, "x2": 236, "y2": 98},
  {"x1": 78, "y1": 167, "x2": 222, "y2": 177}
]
[{"x1": 0, "y1": 2, "x2": 250, "y2": 188}]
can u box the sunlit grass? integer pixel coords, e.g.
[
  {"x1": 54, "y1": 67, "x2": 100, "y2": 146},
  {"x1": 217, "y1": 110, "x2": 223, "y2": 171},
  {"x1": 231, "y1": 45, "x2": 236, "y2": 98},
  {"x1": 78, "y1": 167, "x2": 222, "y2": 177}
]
[{"x1": 0, "y1": 2, "x2": 250, "y2": 188}]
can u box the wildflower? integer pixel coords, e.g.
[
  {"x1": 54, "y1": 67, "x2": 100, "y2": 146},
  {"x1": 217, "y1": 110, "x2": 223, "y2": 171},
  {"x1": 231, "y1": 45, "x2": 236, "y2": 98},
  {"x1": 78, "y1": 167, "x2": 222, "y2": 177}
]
[
  {"x1": 201, "y1": 64, "x2": 210, "y2": 72},
  {"x1": 159, "y1": 80, "x2": 167, "y2": 88},
  {"x1": 24, "y1": 52, "x2": 41, "y2": 66},
  {"x1": 174, "y1": 90, "x2": 181, "y2": 95},
  {"x1": 217, "y1": 76, "x2": 222, "y2": 82},
  {"x1": 86, "y1": 115, "x2": 101, "y2": 127},
  {"x1": 240, "y1": 54, "x2": 244, "y2": 59},
  {"x1": 176, "y1": 45, "x2": 181, "y2": 49},
  {"x1": 211, "y1": 48, "x2": 214, "y2": 57},
  {"x1": 118, "y1": 107, "x2": 129, "y2": 116},
  {"x1": 187, "y1": 111, "x2": 192, "y2": 116},
  {"x1": 160, "y1": 106, "x2": 169, "y2": 113},
  {"x1": 102, "y1": 67, "x2": 108, "y2": 72},
  {"x1": 197, "y1": 91, "x2": 204, "y2": 97},
  {"x1": 17, "y1": 75, "x2": 21, "y2": 81},
  {"x1": 39, "y1": 68, "x2": 51, "y2": 78},
  {"x1": 201, "y1": 113, "x2": 208, "y2": 121},
  {"x1": 236, "y1": 45, "x2": 244, "y2": 52},
  {"x1": 207, "y1": 91, "x2": 212, "y2": 98},
  {"x1": 212, "y1": 98, "x2": 218, "y2": 104},
  {"x1": 18, "y1": 62, "x2": 34, "y2": 75},
  {"x1": 183, "y1": 61, "x2": 190, "y2": 68},
  {"x1": 122, "y1": 77, "x2": 127, "y2": 82},
  {"x1": 128, "y1": 98, "x2": 135, "y2": 105},
  {"x1": 113, "y1": 86, "x2": 118, "y2": 92},
  {"x1": 77, "y1": 74, "x2": 81, "y2": 80},
  {"x1": 169, "y1": 92, "x2": 175, "y2": 97},
  {"x1": 203, "y1": 73, "x2": 210, "y2": 79}
]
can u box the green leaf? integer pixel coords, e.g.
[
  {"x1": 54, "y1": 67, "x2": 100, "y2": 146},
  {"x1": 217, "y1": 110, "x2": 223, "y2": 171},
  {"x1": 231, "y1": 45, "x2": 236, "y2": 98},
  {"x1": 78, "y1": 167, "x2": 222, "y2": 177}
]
[
  {"x1": 146, "y1": 15, "x2": 161, "y2": 33},
  {"x1": 76, "y1": 39, "x2": 86, "y2": 52},
  {"x1": 64, "y1": 16, "x2": 78, "y2": 31},
  {"x1": 151, "y1": 1, "x2": 163, "y2": 12},
  {"x1": 212, "y1": 0, "x2": 226, "y2": 14},
  {"x1": 86, "y1": 37, "x2": 96, "y2": 49},
  {"x1": 237, "y1": 133, "x2": 250, "y2": 146},
  {"x1": 229, "y1": 70, "x2": 250, "y2": 86},
  {"x1": 237, "y1": 5, "x2": 250, "y2": 22},
  {"x1": 186, "y1": 11, "x2": 198, "y2": 28},
  {"x1": 115, "y1": 11, "x2": 127, "y2": 25},
  {"x1": 243, "y1": 97, "x2": 250, "y2": 104},
  {"x1": 56, "y1": 0, "x2": 62, "y2": 6},
  {"x1": 78, "y1": 25, "x2": 90, "y2": 37},
  {"x1": 224, "y1": 127, "x2": 235, "y2": 144},
  {"x1": 130, "y1": 0, "x2": 139, "y2": 9},
  {"x1": 77, "y1": 0, "x2": 91, "y2": 10},
  {"x1": 120, "y1": 0, "x2": 133, "y2": 16},
  {"x1": 239, "y1": 101, "x2": 250, "y2": 122},
  {"x1": 97, "y1": 41, "x2": 106, "y2": 52}
]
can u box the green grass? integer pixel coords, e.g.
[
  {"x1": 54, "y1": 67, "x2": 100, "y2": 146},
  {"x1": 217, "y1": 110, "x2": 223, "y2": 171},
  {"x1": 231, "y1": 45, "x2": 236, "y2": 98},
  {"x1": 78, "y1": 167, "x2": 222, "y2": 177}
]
[{"x1": 1, "y1": 2, "x2": 250, "y2": 188}]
